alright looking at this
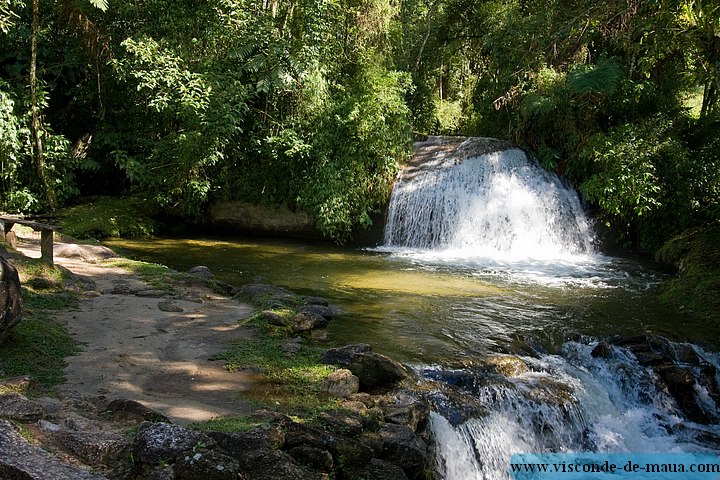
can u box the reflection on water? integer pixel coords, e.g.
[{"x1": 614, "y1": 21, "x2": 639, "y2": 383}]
[{"x1": 104, "y1": 235, "x2": 713, "y2": 364}]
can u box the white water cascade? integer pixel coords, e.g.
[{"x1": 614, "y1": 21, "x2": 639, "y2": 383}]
[
  {"x1": 383, "y1": 137, "x2": 595, "y2": 262},
  {"x1": 379, "y1": 136, "x2": 720, "y2": 479},
  {"x1": 427, "y1": 341, "x2": 720, "y2": 480}
]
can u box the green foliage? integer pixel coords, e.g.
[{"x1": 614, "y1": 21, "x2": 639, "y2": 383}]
[{"x1": 59, "y1": 196, "x2": 157, "y2": 239}]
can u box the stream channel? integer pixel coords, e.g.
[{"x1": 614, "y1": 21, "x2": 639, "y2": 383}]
[{"x1": 105, "y1": 137, "x2": 720, "y2": 478}]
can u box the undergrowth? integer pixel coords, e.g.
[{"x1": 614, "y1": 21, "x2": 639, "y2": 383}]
[
  {"x1": 58, "y1": 196, "x2": 158, "y2": 240},
  {"x1": 205, "y1": 306, "x2": 341, "y2": 426},
  {"x1": 0, "y1": 258, "x2": 81, "y2": 392}
]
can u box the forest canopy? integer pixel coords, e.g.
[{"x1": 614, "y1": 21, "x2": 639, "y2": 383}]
[{"x1": 0, "y1": 0, "x2": 718, "y2": 248}]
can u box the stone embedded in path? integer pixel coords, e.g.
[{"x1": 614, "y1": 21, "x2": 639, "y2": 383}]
[
  {"x1": 135, "y1": 289, "x2": 167, "y2": 298},
  {"x1": 158, "y1": 300, "x2": 184, "y2": 312},
  {"x1": 0, "y1": 419, "x2": 107, "y2": 480},
  {"x1": 0, "y1": 256, "x2": 22, "y2": 343}
]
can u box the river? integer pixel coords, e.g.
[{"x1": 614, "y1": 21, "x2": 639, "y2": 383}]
[{"x1": 105, "y1": 137, "x2": 720, "y2": 478}]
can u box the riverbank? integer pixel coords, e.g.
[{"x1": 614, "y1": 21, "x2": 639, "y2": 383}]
[
  {"x1": 0, "y1": 232, "x2": 436, "y2": 479},
  {"x1": 655, "y1": 223, "x2": 720, "y2": 326}
]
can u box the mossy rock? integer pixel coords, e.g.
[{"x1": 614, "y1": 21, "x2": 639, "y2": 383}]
[{"x1": 655, "y1": 223, "x2": 720, "y2": 323}]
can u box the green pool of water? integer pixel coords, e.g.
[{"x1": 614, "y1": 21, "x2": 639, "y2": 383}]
[{"x1": 105, "y1": 235, "x2": 710, "y2": 364}]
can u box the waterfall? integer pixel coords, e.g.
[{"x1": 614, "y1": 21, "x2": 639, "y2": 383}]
[
  {"x1": 427, "y1": 340, "x2": 720, "y2": 480},
  {"x1": 384, "y1": 137, "x2": 595, "y2": 260}
]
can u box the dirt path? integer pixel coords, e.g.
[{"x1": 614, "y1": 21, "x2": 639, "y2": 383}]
[{"x1": 16, "y1": 236, "x2": 259, "y2": 425}]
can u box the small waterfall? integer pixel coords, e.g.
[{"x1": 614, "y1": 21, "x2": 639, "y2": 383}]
[
  {"x1": 384, "y1": 137, "x2": 594, "y2": 260},
  {"x1": 426, "y1": 340, "x2": 720, "y2": 479}
]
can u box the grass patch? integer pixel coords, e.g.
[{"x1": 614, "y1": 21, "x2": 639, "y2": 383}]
[
  {"x1": 211, "y1": 305, "x2": 341, "y2": 417},
  {"x1": 58, "y1": 195, "x2": 157, "y2": 240},
  {"x1": 188, "y1": 416, "x2": 269, "y2": 433},
  {"x1": 0, "y1": 257, "x2": 82, "y2": 389},
  {"x1": 656, "y1": 223, "x2": 720, "y2": 323},
  {"x1": 0, "y1": 258, "x2": 81, "y2": 390},
  {"x1": 103, "y1": 258, "x2": 179, "y2": 294}
]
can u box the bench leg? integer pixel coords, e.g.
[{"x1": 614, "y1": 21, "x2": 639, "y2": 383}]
[
  {"x1": 5, "y1": 231, "x2": 16, "y2": 249},
  {"x1": 40, "y1": 229, "x2": 54, "y2": 264},
  {"x1": 0, "y1": 220, "x2": 12, "y2": 243}
]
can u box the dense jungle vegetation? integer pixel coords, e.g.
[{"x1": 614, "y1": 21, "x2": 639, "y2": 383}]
[{"x1": 0, "y1": 0, "x2": 718, "y2": 249}]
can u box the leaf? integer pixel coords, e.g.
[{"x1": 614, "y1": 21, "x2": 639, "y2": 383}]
[{"x1": 88, "y1": 0, "x2": 108, "y2": 11}]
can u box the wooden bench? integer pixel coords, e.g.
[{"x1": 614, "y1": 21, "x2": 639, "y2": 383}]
[{"x1": 0, "y1": 215, "x2": 62, "y2": 264}]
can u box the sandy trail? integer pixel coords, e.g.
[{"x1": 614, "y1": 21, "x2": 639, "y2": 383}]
[{"x1": 15, "y1": 235, "x2": 259, "y2": 425}]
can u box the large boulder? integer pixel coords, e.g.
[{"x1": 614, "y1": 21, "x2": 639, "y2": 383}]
[
  {"x1": 349, "y1": 352, "x2": 410, "y2": 391},
  {"x1": 0, "y1": 257, "x2": 22, "y2": 342},
  {"x1": 0, "y1": 419, "x2": 107, "y2": 479}
]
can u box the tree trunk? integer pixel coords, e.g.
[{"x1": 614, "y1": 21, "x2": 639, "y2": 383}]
[{"x1": 30, "y1": 0, "x2": 55, "y2": 210}]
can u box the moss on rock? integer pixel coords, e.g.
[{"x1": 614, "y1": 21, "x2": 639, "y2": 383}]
[{"x1": 655, "y1": 223, "x2": 720, "y2": 324}]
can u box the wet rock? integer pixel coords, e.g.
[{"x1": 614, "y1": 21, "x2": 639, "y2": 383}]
[
  {"x1": 186, "y1": 266, "x2": 214, "y2": 278},
  {"x1": 320, "y1": 344, "x2": 372, "y2": 367},
  {"x1": 133, "y1": 422, "x2": 216, "y2": 465},
  {"x1": 322, "y1": 369, "x2": 360, "y2": 398},
  {"x1": 345, "y1": 458, "x2": 410, "y2": 480},
  {"x1": 49, "y1": 429, "x2": 131, "y2": 467},
  {"x1": 0, "y1": 256, "x2": 22, "y2": 343},
  {"x1": 0, "y1": 419, "x2": 107, "y2": 479},
  {"x1": 106, "y1": 398, "x2": 170, "y2": 423},
  {"x1": 424, "y1": 390, "x2": 488, "y2": 427},
  {"x1": 288, "y1": 446, "x2": 333, "y2": 472},
  {"x1": 236, "y1": 449, "x2": 323, "y2": 480},
  {"x1": 0, "y1": 392, "x2": 45, "y2": 421},
  {"x1": 377, "y1": 424, "x2": 430, "y2": 480},
  {"x1": 303, "y1": 296, "x2": 329, "y2": 307},
  {"x1": 485, "y1": 355, "x2": 529, "y2": 377},
  {"x1": 655, "y1": 364, "x2": 710, "y2": 424},
  {"x1": 349, "y1": 352, "x2": 410, "y2": 391},
  {"x1": 298, "y1": 304, "x2": 334, "y2": 320},
  {"x1": 174, "y1": 450, "x2": 240, "y2": 480},
  {"x1": 591, "y1": 341, "x2": 612, "y2": 359},
  {"x1": 377, "y1": 392, "x2": 430, "y2": 432}
]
